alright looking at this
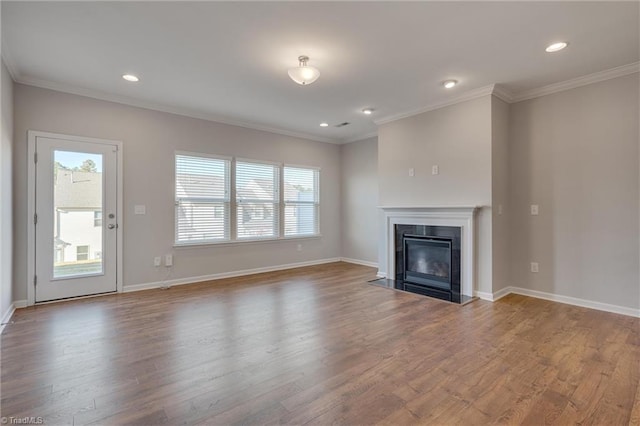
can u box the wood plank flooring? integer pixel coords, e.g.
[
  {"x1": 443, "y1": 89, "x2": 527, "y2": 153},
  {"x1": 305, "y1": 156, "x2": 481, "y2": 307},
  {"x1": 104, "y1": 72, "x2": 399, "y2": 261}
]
[{"x1": 1, "y1": 262, "x2": 639, "y2": 425}]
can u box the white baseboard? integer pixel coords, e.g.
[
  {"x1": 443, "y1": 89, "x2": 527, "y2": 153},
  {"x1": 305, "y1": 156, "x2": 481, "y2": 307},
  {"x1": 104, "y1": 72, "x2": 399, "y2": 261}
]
[
  {"x1": 1, "y1": 303, "x2": 17, "y2": 334},
  {"x1": 123, "y1": 257, "x2": 342, "y2": 293},
  {"x1": 13, "y1": 300, "x2": 27, "y2": 308},
  {"x1": 473, "y1": 291, "x2": 494, "y2": 301},
  {"x1": 507, "y1": 286, "x2": 639, "y2": 318},
  {"x1": 340, "y1": 257, "x2": 379, "y2": 268},
  {"x1": 480, "y1": 286, "x2": 639, "y2": 317}
]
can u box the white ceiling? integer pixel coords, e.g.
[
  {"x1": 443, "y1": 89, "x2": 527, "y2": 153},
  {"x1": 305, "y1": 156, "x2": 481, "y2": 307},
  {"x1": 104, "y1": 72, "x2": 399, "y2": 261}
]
[{"x1": 2, "y1": 1, "x2": 638, "y2": 143}]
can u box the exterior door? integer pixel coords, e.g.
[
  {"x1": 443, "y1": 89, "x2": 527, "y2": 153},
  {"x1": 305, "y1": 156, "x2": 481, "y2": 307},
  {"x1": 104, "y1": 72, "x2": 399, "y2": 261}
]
[{"x1": 34, "y1": 135, "x2": 119, "y2": 302}]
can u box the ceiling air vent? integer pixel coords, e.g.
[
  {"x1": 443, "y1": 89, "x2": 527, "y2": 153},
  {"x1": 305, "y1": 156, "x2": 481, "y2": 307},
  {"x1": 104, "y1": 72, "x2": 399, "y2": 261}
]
[{"x1": 335, "y1": 122, "x2": 350, "y2": 128}]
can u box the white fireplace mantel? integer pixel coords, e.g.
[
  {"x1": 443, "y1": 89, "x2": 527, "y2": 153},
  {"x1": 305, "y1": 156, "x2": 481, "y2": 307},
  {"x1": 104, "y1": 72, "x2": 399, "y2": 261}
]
[{"x1": 378, "y1": 206, "x2": 479, "y2": 297}]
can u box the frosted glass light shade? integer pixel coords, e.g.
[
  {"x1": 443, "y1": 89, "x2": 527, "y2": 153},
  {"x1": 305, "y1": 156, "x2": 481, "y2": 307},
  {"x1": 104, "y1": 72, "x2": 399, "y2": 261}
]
[
  {"x1": 288, "y1": 56, "x2": 320, "y2": 85},
  {"x1": 288, "y1": 65, "x2": 320, "y2": 85}
]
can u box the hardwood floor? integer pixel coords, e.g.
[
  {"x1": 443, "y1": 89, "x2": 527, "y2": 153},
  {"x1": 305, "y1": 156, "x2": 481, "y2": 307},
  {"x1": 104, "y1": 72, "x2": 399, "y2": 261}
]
[{"x1": 1, "y1": 262, "x2": 639, "y2": 425}]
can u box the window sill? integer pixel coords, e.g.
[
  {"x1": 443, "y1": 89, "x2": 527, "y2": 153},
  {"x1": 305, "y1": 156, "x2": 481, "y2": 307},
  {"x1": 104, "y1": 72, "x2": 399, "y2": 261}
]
[{"x1": 173, "y1": 234, "x2": 322, "y2": 249}]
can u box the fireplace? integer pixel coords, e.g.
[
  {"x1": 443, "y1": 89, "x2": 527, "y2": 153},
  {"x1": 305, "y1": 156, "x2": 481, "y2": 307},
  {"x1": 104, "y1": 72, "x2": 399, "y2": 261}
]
[
  {"x1": 394, "y1": 225, "x2": 462, "y2": 302},
  {"x1": 378, "y1": 206, "x2": 478, "y2": 303},
  {"x1": 404, "y1": 235, "x2": 452, "y2": 290}
]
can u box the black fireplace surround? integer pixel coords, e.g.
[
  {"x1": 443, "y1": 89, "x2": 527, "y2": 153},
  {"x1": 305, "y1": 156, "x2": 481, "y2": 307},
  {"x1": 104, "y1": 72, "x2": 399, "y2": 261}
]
[{"x1": 395, "y1": 224, "x2": 461, "y2": 303}]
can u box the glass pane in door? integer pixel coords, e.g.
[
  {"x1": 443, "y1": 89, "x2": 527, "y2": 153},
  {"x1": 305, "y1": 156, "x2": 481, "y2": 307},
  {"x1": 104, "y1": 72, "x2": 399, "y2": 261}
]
[{"x1": 53, "y1": 151, "x2": 104, "y2": 278}]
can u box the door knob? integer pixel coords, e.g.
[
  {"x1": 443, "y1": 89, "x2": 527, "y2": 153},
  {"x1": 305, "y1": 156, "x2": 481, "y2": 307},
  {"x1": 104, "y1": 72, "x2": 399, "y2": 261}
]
[{"x1": 108, "y1": 224, "x2": 117, "y2": 229}]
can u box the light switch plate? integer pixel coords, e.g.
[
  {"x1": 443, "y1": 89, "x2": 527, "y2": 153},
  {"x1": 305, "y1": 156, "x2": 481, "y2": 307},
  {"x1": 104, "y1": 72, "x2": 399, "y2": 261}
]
[
  {"x1": 531, "y1": 262, "x2": 539, "y2": 273},
  {"x1": 134, "y1": 205, "x2": 146, "y2": 215},
  {"x1": 408, "y1": 168, "x2": 415, "y2": 177}
]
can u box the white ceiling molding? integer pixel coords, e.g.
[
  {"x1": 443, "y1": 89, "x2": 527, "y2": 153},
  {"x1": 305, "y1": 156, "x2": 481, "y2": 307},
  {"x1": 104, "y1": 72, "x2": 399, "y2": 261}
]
[
  {"x1": 12, "y1": 74, "x2": 339, "y2": 145},
  {"x1": 491, "y1": 84, "x2": 515, "y2": 104},
  {"x1": 373, "y1": 62, "x2": 639, "y2": 128},
  {"x1": 0, "y1": 42, "x2": 20, "y2": 81},
  {"x1": 374, "y1": 84, "x2": 497, "y2": 126},
  {"x1": 341, "y1": 131, "x2": 378, "y2": 144},
  {"x1": 510, "y1": 61, "x2": 639, "y2": 103}
]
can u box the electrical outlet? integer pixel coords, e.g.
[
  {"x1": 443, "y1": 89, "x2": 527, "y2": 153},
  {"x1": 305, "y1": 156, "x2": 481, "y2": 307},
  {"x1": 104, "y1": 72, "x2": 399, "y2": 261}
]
[
  {"x1": 432, "y1": 165, "x2": 439, "y2": 175},
  {"x1": 530, "y1": 262, "x2": 539, "y2": 273},
  {"x1": 297, "y1": 244, "x2": 302, "y2": 252},
  {"x1": 154, "y1": 256, "x2": 161, "y2": 267},
  {"x1": 408, "y1": 168, "x2": 415, "y2": 177},
  {"x1": 498, "y1": 204, "x2": 503, "y2": 215},
  {"x1": 530, "y1": 204, "x2": 539, "y2": 215},
  {"x1": 165, "y1": 254, "x2": 173, "y2": 267}
]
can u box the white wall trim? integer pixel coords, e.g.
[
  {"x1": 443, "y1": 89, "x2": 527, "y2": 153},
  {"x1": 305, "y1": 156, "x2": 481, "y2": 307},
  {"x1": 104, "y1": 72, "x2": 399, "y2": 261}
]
[
  {"x1": 375, "y1": 85, "x2": 496, "y2": 125},
  {"x1": 481, "y1": 286, "x2": 639, "y2": 318},
  {"x1": 508, "y1": 287, "x2": 640, "y2": 318},
  {"x1": 473, "y1": 291, "x2": 493, "y2": 301},
  {"x1": 0, "y1": 303, "x2": 16, "y2": 334},
  {"x1": 15, "y1": 76, "x2": 338, "y2": 145},
  {"x1": 341, "y1": 132, "x2": 378, "y2": 144},
  {"x1": 123, "y1": 257, "x2": 342, "y2": 293},
  {"x1": 340, "y1": 257, "x2": 378, "y2": 268},
  {"x1": 511, "y1": 62, "x2": 640, "y2": 103}
]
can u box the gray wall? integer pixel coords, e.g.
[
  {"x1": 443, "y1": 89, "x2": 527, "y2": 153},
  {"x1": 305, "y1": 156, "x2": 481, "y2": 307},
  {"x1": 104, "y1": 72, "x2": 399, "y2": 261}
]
[
  {"x1": 13, "y1": 84, "x2": 342, "y2": 301},
  {"x1": 1, "y1": 60, "x2": 14, "y2": 317},
  {"x1": 377, "y1": 95, "x2": 495, "y2": 294},
  {"x1": 509, "y1": 73, "x2": 639, "y2": 309},
  {"x1": 340, "y1": 137, "x2": 378, "y2": 264},
  {"x1": 491, "y1": 96, "x2": 510, "y2": 293}
]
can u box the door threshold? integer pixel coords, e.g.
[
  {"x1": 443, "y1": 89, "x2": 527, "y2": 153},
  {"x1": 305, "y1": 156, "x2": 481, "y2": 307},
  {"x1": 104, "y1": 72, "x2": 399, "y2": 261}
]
[{"x1": 35, "y1": 290, "x2": 118, "y2": 305}]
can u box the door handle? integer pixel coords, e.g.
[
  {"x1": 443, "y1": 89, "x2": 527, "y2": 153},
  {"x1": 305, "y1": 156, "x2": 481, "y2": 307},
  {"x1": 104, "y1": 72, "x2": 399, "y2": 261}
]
[{"x1": 108, "y1": 224, "x2": 118, "y2": 229}]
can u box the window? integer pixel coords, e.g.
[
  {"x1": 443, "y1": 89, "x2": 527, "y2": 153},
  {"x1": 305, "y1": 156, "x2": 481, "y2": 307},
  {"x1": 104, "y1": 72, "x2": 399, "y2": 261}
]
[
  {"x1": 284, "y1": 166, "x2": 319, "y2": 236},
  {"x1": 94, "y1": 211, "x2": 102, "y2": 227},
  {"x1": 235, "y1": 160, "x2": 279, "y2": 239},
  {"x1": 175, "y1": 153, "x2": 230, "y2": 244},
  {"x1": 174, "y1": 153, "x2": 320, "y2": 245},
  {"x1": 76, "y1": 245, "x2": 89, "y2": 261}
]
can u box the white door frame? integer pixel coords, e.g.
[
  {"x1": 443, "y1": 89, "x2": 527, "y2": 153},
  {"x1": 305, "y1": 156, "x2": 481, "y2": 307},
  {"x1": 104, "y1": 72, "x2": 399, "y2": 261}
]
[{"x1": 27, "y1": 130, "x2": 124, "y2": 306}]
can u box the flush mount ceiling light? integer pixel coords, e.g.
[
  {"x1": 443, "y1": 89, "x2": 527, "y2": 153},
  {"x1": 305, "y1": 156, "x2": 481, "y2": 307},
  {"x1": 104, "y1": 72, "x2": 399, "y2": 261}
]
[
  {"x1": 288, "y1": 56, "x2": 320, "y2": 85},
  {"x1": 362, "y1": 108, "x2": 374, "y2": 115},
  {"x1": 122, "y1": 74, "x2": 139, "y2": 82},
  {"x1": 545, "y1": 42, "x2": 568, "y2": 53},
  {"x1": 319, "y1": 122, "x2": 329, "y2": 127},
  {"x1": 443, "y1": 80, "x2": 457, "y2": 89}
]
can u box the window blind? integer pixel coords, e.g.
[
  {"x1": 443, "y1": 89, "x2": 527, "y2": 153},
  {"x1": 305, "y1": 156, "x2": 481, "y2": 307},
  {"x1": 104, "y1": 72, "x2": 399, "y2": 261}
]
[
  {"x1": 235, "y1": 160, "x2": 279, "y2": 239},
  {"x1": 283, "y1": 166, "x2": 319, "y2": 236},
  {"x1": 175, "y1": 154, "x2": 230, "y2": 244}
]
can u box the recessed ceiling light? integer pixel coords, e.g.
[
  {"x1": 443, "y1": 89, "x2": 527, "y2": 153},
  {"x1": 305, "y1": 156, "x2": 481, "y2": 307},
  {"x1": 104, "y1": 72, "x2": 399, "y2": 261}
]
[
  {"x1": 545, "y1": 42, "x2": 568, "y2": 53},
  {"x1": 443, "y1": 80, "x2": 457, "y2": 89},
  {"x1": 122, "y1": 74, "x2": 139, "y2": 82},
  {"x1": 362, "y1": 108, "x2": 374, "y2": 115},
  {"x1": 320, "y1": 122, "x2": 329, "y2": 127}
]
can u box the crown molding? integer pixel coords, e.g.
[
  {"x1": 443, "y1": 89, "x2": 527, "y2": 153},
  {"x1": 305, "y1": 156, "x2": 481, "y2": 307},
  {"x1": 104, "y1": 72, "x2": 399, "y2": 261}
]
[
  {"x1": 374, "y1": 84, "x2": 497, "y2": 126},
  {"x1": 341, "y1": 131, "x2": 378, "y2": 144},
  {"x1": 510, "y1": 61, "x2": 640, "y2": 103},
  {"x1": 491, "y1": 84, "x2": 515, "y2": 104},
  {"x1": 14, "y1": 75, "x2": 340, "y2": 144},
  {"x1": 1, "y1": 42, "x2": 20, "y2": 81}
]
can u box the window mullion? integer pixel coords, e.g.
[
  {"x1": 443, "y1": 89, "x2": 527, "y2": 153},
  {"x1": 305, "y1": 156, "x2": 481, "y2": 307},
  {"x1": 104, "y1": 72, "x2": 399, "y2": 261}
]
[{"x1": 230, "y1": 157, "x2": 237, "y2": 241}]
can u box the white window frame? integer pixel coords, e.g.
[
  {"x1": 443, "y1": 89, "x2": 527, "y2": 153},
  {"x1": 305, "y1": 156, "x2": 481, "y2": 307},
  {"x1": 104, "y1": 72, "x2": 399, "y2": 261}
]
[
  {"x1": 174, "y1": 151, "x2": 231, "y2": 246},
  {"x1": 234, "y1": 158, "x2": 281, "y2": 241},
  {"x1": 172, "y1": 153, "x2": 321, "y2": 247},
  {"x1": 283, "y1": 164, "x2": 321, "y2": 238}
]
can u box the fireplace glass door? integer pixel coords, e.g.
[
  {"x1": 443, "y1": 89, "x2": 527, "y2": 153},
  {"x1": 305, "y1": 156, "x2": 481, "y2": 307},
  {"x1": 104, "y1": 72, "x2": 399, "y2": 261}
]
[{"x1": 403, "y1": 236, "x2": 452, "y2": 290}]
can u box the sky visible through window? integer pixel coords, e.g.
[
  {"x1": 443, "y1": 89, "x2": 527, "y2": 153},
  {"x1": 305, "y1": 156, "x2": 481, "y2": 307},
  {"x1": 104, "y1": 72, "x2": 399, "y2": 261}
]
[{"x1": 55, "y1": 151, "x2": 103, "y2": 171}]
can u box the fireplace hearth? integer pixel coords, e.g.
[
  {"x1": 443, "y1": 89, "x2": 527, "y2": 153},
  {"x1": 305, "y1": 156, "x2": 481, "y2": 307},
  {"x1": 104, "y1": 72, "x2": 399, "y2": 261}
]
[{"x1": 376, "y1": 206, "x2": 478, "y2": 304}]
